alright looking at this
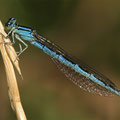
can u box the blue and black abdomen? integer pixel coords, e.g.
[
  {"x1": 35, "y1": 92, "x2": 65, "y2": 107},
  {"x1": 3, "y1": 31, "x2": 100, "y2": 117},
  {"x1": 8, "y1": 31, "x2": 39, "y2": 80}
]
[{"x1": 31, "y1": 34, "x2": 120, "y2": 96}]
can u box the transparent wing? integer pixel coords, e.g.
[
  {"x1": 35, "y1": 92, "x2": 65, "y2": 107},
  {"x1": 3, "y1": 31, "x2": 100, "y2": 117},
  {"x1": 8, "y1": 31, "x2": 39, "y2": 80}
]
[
  {"x1": 52, "y1": 58, "x2": 114, "y2": 96},
  {"x1": 35, "y1": 34, "x2": 117, "y2": 96}
]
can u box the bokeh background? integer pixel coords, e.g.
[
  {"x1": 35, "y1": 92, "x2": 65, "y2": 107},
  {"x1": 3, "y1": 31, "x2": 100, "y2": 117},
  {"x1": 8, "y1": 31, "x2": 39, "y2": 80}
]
[{"x1": 0, "y1": 0, "x2": 120, "y2": 120}]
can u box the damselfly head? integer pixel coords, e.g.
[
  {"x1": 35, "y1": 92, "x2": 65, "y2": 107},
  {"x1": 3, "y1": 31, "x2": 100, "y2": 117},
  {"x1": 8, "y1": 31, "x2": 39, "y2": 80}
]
[{"x1": 5, "y1": 17, "x2": 16, "y2": 30}]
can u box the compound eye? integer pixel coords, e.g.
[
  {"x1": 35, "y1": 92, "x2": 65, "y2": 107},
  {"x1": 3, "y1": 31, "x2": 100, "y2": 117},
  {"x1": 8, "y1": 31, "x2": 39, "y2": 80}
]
[{"x1": 5, "y1": 17, "x2": 16, "y2": 28}]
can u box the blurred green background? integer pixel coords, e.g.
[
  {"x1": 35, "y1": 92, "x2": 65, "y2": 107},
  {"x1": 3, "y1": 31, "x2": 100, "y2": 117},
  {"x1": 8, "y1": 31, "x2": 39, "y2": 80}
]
[{"x1": 0, "y1": 0, "x2": 120, "y2": 120}]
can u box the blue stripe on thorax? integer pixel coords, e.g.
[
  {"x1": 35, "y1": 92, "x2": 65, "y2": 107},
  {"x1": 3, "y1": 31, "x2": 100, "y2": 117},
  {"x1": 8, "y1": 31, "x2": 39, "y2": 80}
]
[
  {"x1": 17, "y1": 30, "x2": 34, "y2": 42},
  {"x1": 18, "y1": 26, "x2": 33, "y2": 32},
  {"x1": 31, "y1": 41, "x2": 120, "y2": 95}
]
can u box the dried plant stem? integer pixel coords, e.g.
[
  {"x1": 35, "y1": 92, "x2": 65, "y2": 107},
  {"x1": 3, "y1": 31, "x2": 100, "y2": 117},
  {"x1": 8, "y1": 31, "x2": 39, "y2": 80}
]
[{"x1": 0, "y1": 21, "x2": 27, "y2": 120}]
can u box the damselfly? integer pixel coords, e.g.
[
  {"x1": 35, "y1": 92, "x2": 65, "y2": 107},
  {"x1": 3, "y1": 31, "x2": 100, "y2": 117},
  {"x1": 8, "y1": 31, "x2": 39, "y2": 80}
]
[{"x1": 2, "y1": 17, "x2": 120, "y2": 96}]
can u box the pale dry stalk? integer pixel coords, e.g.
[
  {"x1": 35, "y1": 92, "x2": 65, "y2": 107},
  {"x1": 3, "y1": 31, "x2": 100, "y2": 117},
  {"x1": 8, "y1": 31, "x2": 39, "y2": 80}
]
[{"x1": 0, "y1": 21, "x2": 27, "y2": 120}]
